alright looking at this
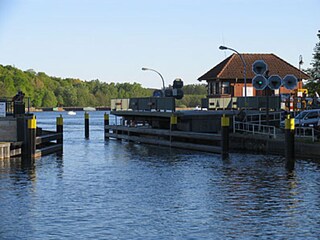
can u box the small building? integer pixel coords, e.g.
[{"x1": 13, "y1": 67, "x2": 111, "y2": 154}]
[{"x1": 198, "y1": 53, "x2": 310, "y2": 98}]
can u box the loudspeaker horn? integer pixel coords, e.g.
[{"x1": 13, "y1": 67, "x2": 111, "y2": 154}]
[
  {"x1": 283, "y1": 74, "x2": 298, "y2": 90},
  {"x1": 252, "y1": 60, "x2": 268, "y2": 75},
  {"x1": 268, "y1": 75, "x2": 282, "y2": 90}
]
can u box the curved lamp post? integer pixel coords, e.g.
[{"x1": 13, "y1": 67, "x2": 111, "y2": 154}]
[
  {"x1": 141, "y1": 67, "x2": 165, "y2": 90},
  {"x1": 219, "y1": 46, "x2": 247, "y2": 114}
]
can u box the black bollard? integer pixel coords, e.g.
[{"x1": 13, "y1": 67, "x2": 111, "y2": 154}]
[
  {"x1": 285, "y1": 115, "x2": 295, "y2": 170},
  {"x1": 56, "y1": 114, "x2": 63, "y2": 154},
  {"x1": 25, "y1": 115, "x2": 36, "y2": 160},
  {"x1": 104, "y1": 113, "x2": 109, "y2": 139},
  {"x1": 85, "y1": 112, "x2": 89, "y2": 139},
  {"x1": 221, "y1": 114, "x2": 230, "y2": 159}
]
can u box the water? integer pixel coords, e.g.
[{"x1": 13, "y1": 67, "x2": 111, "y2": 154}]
[{"x1": 1, "y1": 111, "x2": 320, "y2": 239}]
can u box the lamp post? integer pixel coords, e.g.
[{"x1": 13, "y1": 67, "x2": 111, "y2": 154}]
[
  {"x1": 219, "y1": 46, "x2": 247, "y2": 114},
  {"x1": 141, "y1": 67, "x2": 165, "y2": 90}
]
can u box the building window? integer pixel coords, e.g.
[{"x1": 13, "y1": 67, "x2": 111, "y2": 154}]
[{"x1": 222, "y1": 82, "x2": 230, "y2": 94}]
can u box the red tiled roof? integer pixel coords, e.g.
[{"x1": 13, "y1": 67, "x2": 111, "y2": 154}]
[{"x1": 198, "y1": 53, "x2": 310, "y2": 81}]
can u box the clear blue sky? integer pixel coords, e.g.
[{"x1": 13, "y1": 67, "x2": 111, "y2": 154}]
[{"x1": 0, "y1": 0, "x2": 319, "y2": 88}]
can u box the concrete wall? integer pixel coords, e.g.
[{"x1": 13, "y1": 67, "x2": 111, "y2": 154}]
[{"x1": 0, "y1": 118, "x2": 17, "y2": 141}]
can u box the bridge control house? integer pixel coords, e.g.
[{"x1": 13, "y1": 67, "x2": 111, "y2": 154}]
[{"x1": 198, "y1": 53, "x2": 310, "y2": 110}]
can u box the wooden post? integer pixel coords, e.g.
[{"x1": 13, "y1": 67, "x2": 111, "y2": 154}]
[
  {"x1": 221, "y1": 114, "x2": 230, "y2": 159},
  {"x1": 25, "y1": 115, "x2": 36, "y2": 160},
  {"x1": 170, "y1": 114, "x2": 178, "y2": 131},
  {"x1": 104, "y1": 113, "x2": 109, "y2": 139},
  {"x1": 85, "y1": 112, "x2": 89, "y2": 139},
  {"x1": 56, "y1": 114, "x2": 63, "y2": 154},
  {"x1": 285, "y1": 114, "x2": 295, "y2": 170}
]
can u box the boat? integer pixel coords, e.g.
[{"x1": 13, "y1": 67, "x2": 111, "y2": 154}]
[{"x1": 68, "y1": 111, "x2": 76, "y2": 116}]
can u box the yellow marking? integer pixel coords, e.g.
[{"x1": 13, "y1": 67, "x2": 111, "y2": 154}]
[
  {"x1": 56, "y1": 115, "x2": 63, "y2": 126},
  {"x1": 28, "y1": 115, "x2": 37, "y2": 129},
  {"x1": 221, "y1": 114, "x2": 230, "y2": 127},
  {"x1": 104, "y1": 113, "x2": 109, "y2": 120},
  {"x1": 170, "y1": 115, "x2": 178, "y2": 125},
  {"x1": 285, "y1": 116, "x2": 295, "y2": 130},
  {"x1": 85, "y1": 112, "x2": 89, "y2": 119}
]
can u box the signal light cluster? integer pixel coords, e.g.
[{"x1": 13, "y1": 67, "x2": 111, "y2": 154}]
[{"x1": 252, "y1": 60, "x2": 297, "y2": 90}]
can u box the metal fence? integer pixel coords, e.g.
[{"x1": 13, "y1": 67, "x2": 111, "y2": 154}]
[
  {"x1": 233, "y1": 120, "x2": 277, "y2": 138},
  {"x1": 0, "y1": 97, "x2": 30, "y2": 117}
]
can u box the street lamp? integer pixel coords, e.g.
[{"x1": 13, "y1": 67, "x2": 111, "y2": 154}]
[
  {"x1": 219, "y1": 45, "x2": 247, "y2": 114},
  {"x1": 141, "y1": 67, "x2": 165, "y2": 90}
]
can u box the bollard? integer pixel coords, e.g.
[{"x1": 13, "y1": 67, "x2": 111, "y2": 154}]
[
  {"x1": 104, "y1": 113, "x2": 109, "y2": 139},
  {"x1": 285, "y1": 115, "x2": 295, "y2": 170},
  {"x1": 56, "y1": 114, "x2": 63, "y2": 154},
  {"x1": 170, "y1": 114, "x2": 178, "y2": 131},
  {"x1": 85, "y1": 112, "x2": 89, "y2": 139},
  {"x1": 25, "y1": 115, "x2": 36, "y2": 160},
  {"x1": 221, "y1": 114, "x2": 230, "y2": 159}
]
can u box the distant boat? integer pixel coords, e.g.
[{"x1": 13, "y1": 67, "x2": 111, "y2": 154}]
[
  {"x1": 68, "y1": 111, "x2": 76, "y2": 116},
  {"x1": 83, "y1": 107, "x2": 96, "y2": 111}
]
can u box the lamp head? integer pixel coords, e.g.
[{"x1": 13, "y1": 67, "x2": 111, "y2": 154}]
[
  {"x1": 141, "y1": 67, "x2": 148, "y2": 71},
  {"x1": 219, "y1": 46, "x2": 228, "y2": 50}
]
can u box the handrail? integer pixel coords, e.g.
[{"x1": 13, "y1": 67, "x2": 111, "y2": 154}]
[
  {"x1": 295, "y1": 127, "x2": 316, "y2": 142},
  {"x1": 233, "y1": 116, "x2": 276, "y2": 138}
]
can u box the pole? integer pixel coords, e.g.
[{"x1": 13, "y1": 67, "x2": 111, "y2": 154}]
[
  {"x1": 85, "y1": 112, "x2": 89, "y2": 139},
  {"x1": 285, "y1": 115, "x2": 295, "y2": 170},
  {"x1": 104, "y1": 112, "x2": 109, "y2": 139},
  {"x1": 221, "y1": 114, "x2": 230, "y2": 159},
  {"x1": 142, "y1": 67, "x2": 165, "y2": 91},
  {"x1": 56, "y1": 114, "x2": 63, "y2": 154},
  {"x1": 25, "y1": 115, "x2": 36, "y2": 160},
  {"x1": 218, "y1": 46, "x2": 247, "y2": 117}
]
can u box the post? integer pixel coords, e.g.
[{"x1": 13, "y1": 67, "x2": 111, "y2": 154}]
[
  {"x1": 85, "y1": 112, "x2": 89, "y2": 139},
  {"x1": 25, "y1": 115, "x2": 36, "y2": 160},
  {"x1": 104, "y1": 112, "x2": 109, "y2": 139},
  {"x1": 221, "y1": 114, "x2": 230, "y2": 159},
  {"x1": 56, "y1": 114, "x2": 63, "y2": 154},
  {"x1": 170, "y1": 114, "x2": 178, "y2": 131},
  {"x1": 285, "y1": 115, "x2": 295, "y2": 170}
]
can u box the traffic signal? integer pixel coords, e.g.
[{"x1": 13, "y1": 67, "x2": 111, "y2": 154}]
[
  {"x1": 252, "y1": 75, "x2": 268, "y2": 90},
  {"x1": 172, "y1": 78, "x2": 184, "y2": 99}
]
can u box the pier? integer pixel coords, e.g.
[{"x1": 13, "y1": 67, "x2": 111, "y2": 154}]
[
  {"x1": 105, "y1": 105, "x2": 320, "y2": 161},
  {"x1": 0, "y1": 98, "x2": 63, "y2": 160}
]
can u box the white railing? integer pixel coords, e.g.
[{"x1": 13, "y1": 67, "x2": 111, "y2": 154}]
[
  {"x1": 233, "y1": 120, "x2": 276, "y2": 138},
  {"x1": 245, "y1": 112, "x2": 282, "y2": 124},
  {"x1": 295, "y1": 127, "x2": 316, "y2": 142}
]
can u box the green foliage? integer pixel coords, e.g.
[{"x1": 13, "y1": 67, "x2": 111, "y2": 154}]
[
  {"x1": 0, "y1": 64, "x2": 154, "y2": 107},
  {"x1": 305, "y1": 31, "x2": 320, "y2": 95},
  {"x1": 176, "y1": 94, "x2": 206, "y2": 108},
  {"x1": 0, "y1": 64, "x2": 206, "y2": 108}
]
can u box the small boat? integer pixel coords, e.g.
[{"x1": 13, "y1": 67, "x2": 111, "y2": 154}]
[{"x1": 68, "y1": 111, "x2": 76, "y2": 116}]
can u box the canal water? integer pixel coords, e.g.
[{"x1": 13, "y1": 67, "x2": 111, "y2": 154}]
[{"x1": 1, "y1": 111, "x2": 320, "y2": 239}]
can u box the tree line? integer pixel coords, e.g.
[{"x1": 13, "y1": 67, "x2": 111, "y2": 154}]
[{"x1": 0, "y1": 64, "x2": 206, "y2": 108}]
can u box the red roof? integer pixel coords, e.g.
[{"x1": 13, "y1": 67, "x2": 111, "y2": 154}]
[{"x1": 198, "y1": 53, "x2": 310, "y2": 81}]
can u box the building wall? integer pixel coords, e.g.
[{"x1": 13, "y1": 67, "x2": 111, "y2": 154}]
[{"x1": 0, "y1": 118, "x2": 17, "y2": 141}]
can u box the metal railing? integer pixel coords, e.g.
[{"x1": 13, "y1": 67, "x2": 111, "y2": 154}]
[
  {"x1": 0, "y1": 97, "x2": 30, "y2": 116},
  {"x1": 295, "y1": 127, "x2": 316, "y2": 142},
  {"x1": 233, "y1": 118, "x2": 277, "y2": 138}
]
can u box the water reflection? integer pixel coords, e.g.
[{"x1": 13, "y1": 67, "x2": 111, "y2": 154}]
[{"x1": 1, "y1": 111, "x2": 320, "y2": 239}]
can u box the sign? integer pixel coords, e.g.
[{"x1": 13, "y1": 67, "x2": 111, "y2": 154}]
[{"x1": 0, "y1": 102, "x2": 6, "y2": 117}]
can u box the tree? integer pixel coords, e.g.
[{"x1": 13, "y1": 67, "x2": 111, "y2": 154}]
[
  {"x1": 305, "y1": 30, "x2": 320, "y2": 95},
  {"x1": 42, "y1": 90, "x2": 58, "y2": 107}
]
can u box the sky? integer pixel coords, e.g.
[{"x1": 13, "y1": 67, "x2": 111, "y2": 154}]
[{"x1": 0, "y1": 0, "x2": 319, "y2": 89}]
